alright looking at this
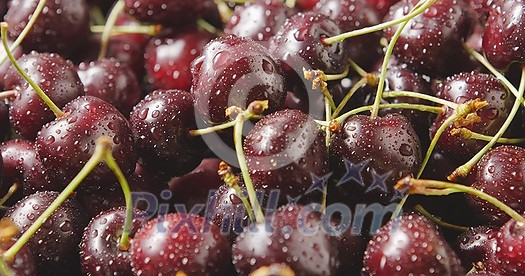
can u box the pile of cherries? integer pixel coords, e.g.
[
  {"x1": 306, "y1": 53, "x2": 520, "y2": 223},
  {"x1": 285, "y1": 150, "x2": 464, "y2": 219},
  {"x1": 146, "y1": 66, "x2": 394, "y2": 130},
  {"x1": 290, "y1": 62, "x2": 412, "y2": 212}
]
[{"x1": 0, "y1": 0, "x2": 524, "y2": 275}]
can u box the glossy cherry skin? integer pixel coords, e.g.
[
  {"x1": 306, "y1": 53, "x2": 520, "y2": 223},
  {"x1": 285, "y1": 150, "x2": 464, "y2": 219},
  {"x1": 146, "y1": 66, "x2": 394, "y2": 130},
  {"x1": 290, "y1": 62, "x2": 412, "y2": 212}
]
[
  {"x1": 130, "y1": 89, "x2": 205, "y2": 179},
  {"x1": 482, "y1": 0, "x2": 525, "y2": 70},
  {"x1": 495, "y1": 217, "x2": 525, "y2": 275},
  {"x1": 77, "y1": 57, "x2": 142, "y2": 116},
  {"x1": 35, "y1": 96, "x2": 136, "y2": 189},
  {"x1": 79, "y1": 207, "x2": 149, "y2": 275},
  {"x1": 5, "y1": 191, "x2": 88, "y2": 275},
  {"x1": 430, "y1": 72, "x2": 515, "y2": 164},
  {"x1": 0, "y1": 239, "x2": 36, "y2": 276},
  {"x1": 329, "y1": 113, "x2": 421, "y2": 204},
  {"x1": 296, "y1": 0, "x2": 321, "y2": 10},
  {"x1": 124, "y1": 0, "x2": 214, "y2": 27},
  {"x1": 144, "y1": 28, "x2": 215, "y2": 91},
  {"x1": 456, "y1": 226, "x2": 498, "y2": 269},
  {"x1": 130, "y1": 213, "x2": 231, "y2": 275},
  {"x1": 207, "y1": 184, "x2": 248, "y2": 243},
  {"x1": 0, "y1": 100, "x2": 9, "y2": 141},
  {"x1": 244, "y1": 109, "x2": 329, "y2": 203},
  {"x1": 224, "y1": 0, "x2": 297, "y2": 42},
  {"x1": 4, "y1": 52, "x2": 85, "y2": 139},
  {"x1": 366, "y1": 0, "x2": 400, "y2": 17},
  {"x1": 363, "y1": 213, "x2": 465, "y2": 275},
  {"x1": 383, "y1": 0, "x2": 474, "y2": 77},
  {"x1": 232, "y1": 204, "x2": 339, "y2": 275},
  {"x1": 5, "y1": 0, "x2": 90, "y2": 56},
  {"x1": 191, "y1": 35, "x2": 286, "y2": 124}
]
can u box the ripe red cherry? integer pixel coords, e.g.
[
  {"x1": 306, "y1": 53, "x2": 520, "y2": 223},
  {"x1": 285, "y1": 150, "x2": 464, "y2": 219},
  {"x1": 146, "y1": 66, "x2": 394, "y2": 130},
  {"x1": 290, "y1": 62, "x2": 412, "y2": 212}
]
[
  {"x1": 363, "y1": 213, "x2": 465, "y2": 275},
  {"x1": 456, "y1": 226, "x2": 498, "y2": 268},
  {"x1": 130, "y1": 213, "x2": 231, "y2": 275},
  {"x1": 191, "y1": 35, "x2": 286, "y2": 124},
  {"x1": 5, "y1": 0, "x2": 90, "y2": 56},
  {"x1": 124, "y1": 0, "x2": 215, "y2": 27},
  {"x1": 496, "y1": 217, "x2": 525, "y2": 275},
  {"x1": 0, "y1": 239, "x2": 36, "y2": 276}
]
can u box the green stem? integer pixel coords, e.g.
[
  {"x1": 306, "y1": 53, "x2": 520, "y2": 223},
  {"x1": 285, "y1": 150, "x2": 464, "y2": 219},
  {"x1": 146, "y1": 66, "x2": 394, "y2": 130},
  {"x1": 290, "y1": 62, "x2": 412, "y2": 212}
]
[
  {"x1": 335, "y1": 103, "x2": 442, "y2": 124},
  {"x1": 189, "y1": 120, "x2": 237, "y2": 136},
  {"x1": 2, "y1": 137, "x2": 110, "y2": 261},
  {"x1": 453, "y1": 128, "x2": 525, "y2": 144},
  {"x1": 390, "y1": 193, "x2": 409, "y2": 220},
  {"x1": 370, "y1": 12, "x2": 411, "y2": 119},
  {"x1": 197, "y1": 19, "x2": 224, "y2": 36},
  {"x1": 0, "y1": 184, "x2": 18, "y2": 206},
  {"x1": 285, "y1": 0, "x2": 296, "y2": 8},
  {"x1": 91, "y1": 25, "x2": 159, "y2": 36},
  {"x1": 332, "y1": 77, "x2": 368, "y2": 118},
  {"x1": 0, "y1": 257, "x2": 13, "y2": 276},
  {"x1": 234, "y1": 115, "x2": 265, "y2": 223},
  {"x1": 348, "y1": 59, "x2": 367, "y2": 78},
  {"x1": 322, "y1": 0, "x2": 437, "y2": 45},
  {"x1": 417, "y1": 114, "x2": 456, "y2": 178},
  {"x1": 414, "y1": 204, "x2": 470, "y2": 232},
  {"x1": 0, "y1": 23, "x2": 64, "y2": 118},
  {"x1": 99, "y1": 0, "x2": 125, "y2": 59},
  {"x1": 382, "y1": 90, "x2": 458, "y2": 109},
  {"x1": 231, "y1": 185, "x2": 255, "y2": 222},
  {"x1": 449, "y1": 66, "x2": 525, "y2": 180},
  {"x1": 103, "y1": 147, "x2": 133, "y2": 251},
  {"x1": 0, "y1": 0, "x2": 46, "y2": 67},
  {"x1": 324, "y1": 66, "x2": 349, "y2": 81},
  {"x1": 463, "y1": 43, "x2": 525, "y2": 107}
]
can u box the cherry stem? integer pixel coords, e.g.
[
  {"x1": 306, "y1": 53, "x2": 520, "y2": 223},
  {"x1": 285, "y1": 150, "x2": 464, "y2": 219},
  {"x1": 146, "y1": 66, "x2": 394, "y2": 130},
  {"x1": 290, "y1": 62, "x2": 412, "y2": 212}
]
[
  {"x1": 390, "y1": 193, "x2": 409, "y2": 219},
  {"x1": 99, "y1": 0, "x2": 125, "y2": 59},
  {"x1": 463, "y1": 43, "x2": 525, "y2": 107},
  {"x1": 0, "y1": 257, "x2": 13, "y2": 276},
  {"x1": 102, "y1": 143, "x2": 133, "y2": 251},
  {"x1": 90, "y1": 5, "x2": 106, "y2": 25},
  {"x1": 218, "y1": 162, "x2": 255, "y2": 222},
  {"x1": 303, "y1": 68, "x2": 338, "y2": 111},
  {"x1": 451, "y1": 128, "x2": 525, "y2": 144},
  {"x1": 348, "y1": 59, "x2": 367, "y2": 78},
  {"x1": 414, "y1": 204, "x2": 470, "y2": 232},
  {"x1": 0, "y1": 22, "x2": 65, "y2": 118},
  {"x1": 91, "y1": 25, "x2": 160, "y2": 36},
  {"x1": 332, "y1": 77, "x2": 368, "y2": 118},
  {"x1": 233, "y1": 101, "x2": 268, "y2": 224},
  {"x1": 215, "y1": 0, "x2": 233, "y2": 23},
  {"x1": 197, "y1": 19, "x2": 224, "y2": 37},
  {"x1": 0, "y1": 183, "x2": 19, "y2": 206},
  {"x1": 449, "y1": 66, "x2": 525, "y2": 181},
  {"x1": 417, "y1": 113, "x2": 456, "y2": 178},
  {"x1": 382, "y1": 90, "x2": 458, "y2": 109},
  {"x1": 322, "y1": 0, "x2": 437, "y2": 45},
  {"x1": 0, "y1": 0, "x2": 46, "y2": 67},
  {"x1": 334, "y1": 102, "x2": 442, "y2": 124},
  {"x1": 2, "y1": 137, "x2": 111, "y2": 261},
  {"x1": 370, "y1": 11, "x2": 411, "y2": 119},
  {"x1": 0, "y1": 90, "x2": 17, "y2": 101},
  {"x1": 396, "y1": 177, "x2": 525, "y2": 224},
  {"x1": 284, "y1": 0, "x2": 296, "y2": 8},
  {"x1": 189, "y1": 120, "x2": 237, "y2": 136}
]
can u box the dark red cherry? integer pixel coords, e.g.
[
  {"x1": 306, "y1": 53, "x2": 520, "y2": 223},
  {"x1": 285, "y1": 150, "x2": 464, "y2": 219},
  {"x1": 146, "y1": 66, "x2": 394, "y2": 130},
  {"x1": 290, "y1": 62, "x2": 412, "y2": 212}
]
[
  {"x1": 333, "y1": 219, "x2": 368, "y2": 276},
  {"x1": 5, "y1": 0, "x2": 90, "y2": 56},
  {"x1": 224, "y1": 0, "x2": 297, "y2": 42},
  {"x1": 4, "y1": 52, "x2": 85, "y2": 139},
  {"x1": 383, "y1": 0, "x2": 474, "y2": 77},
  {"x1": 232, "y1": 204, "x2": 339, "y2": 275},
  {"x1": 35, "y1": 96, "x2": 136, "y2": 189},
  {"x1": 5, "y1": 191, "x2": 88, "y2": 275},
  {"x1": 144, "y1": 28, "x2": 215, "y2": 92},
  {"x1": 467, "y1": 146, "x2": 525, "y2": 225},
  {"x1": 456, "y1": 226, "x2": 498, "y2": 268},
  {"x1": 244, "y1": 109, "x2": 329, "y2": 203},
  {"x1": 124, "y1": 0, "x2": 215, "y2": 27},
  {"x1": 363, "y1": 213, "x2": 465, "y2": 275},
  {"x1": 130, "y1": 213, "x2": 231, "y2": 275},
  {"x1": 79, "y1": 207, "x2": 148, "y2": 275},
  {"x1": 191, "y1": 35, "x2": 286, "y2": 124},
  {"x1": 0, "y1": 238, "x2": 36, "y2": 276},
  {"x1": 314, "y1": 0, "x2": 382, "y2": 70},
  {"x1": 430, "y1": 72, "x2": 515, "y2": 164},
  {"x1": 366, "y1": 0, "x2": 399, "y2": 17},
  {"x1": 77, "y1": 57, "x2": 142, "y2": 116},
  {"x1": 0, "y1": 40, "x2": 23, "y2": 91},
  {"x1": 482, "y1": 0, "x2": 525, "y2": 70},
  {"x1": 495, "y1": 217, "x2": 525, "y2": 275},
  {"x1": 329, "y1": 113, "x2": 421, "y2": 204},
  {"x1": 269, "y1": 12, "x2": 348, "y2": 86},
  {"x1": 207, "y1": 184, "x2": 248, "y2": 243},
  {"x1": 0, "y1": 139, "x2": 54, "y2": 196},
  {"x1": 296, "y1": 0, "x2": 321, "y2": 11},
  {"x1": 130, "y1": 89, "x2": 205, "y2": 179}
]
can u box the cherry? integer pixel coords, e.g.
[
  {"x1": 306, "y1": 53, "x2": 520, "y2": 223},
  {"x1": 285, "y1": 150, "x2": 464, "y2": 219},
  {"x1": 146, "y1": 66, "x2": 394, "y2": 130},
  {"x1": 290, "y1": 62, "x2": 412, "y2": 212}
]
[
  {"x1": 124, "y1": 0, "x2": 215, "y2": 27},
  {"x1": 5, "y1": 191, "x2": 88, "y2": 275},
  {"x1": 77, "y1": 57, "x2": 141, "y2": 116},
  {"x1": 456, "y1": 226, "x2": 498, "y2": 269},
  {"x1": 0, "y1": 139, "x2": 54, "y2": 196},
  {"x1": 79, "y1": 207, "x2": 148, "y2": 275},
  {"x1": 329, "y1": 113, "x2": 422, "y2": 204},
  {"x1": 144, "y1": 28, "x2": 215, "y2": 92},
  {"x1": 35, "y1": 96, "x2": 136, "y2": 190},
  {"x1": 482, "y1": 0, "x2": 525, "y2": 70},
  {"x1": 495, "y1": 217, "x2": 525, "y2": 275},
  {"x1": 130, "y1": 89, "x2": 205, "y2": 179},
  {"x1": 429, "y1": 72, "x2": 516, "y2": 164},
  {"x1": 4, "y1": 51, "x2": 85, "y2": 139},
  {"x1": 366, "y1": 0, "x2": 400, "y2": 17},
  {"x1": 363, "y1": 213, "x2": 465, "y2": 275},
  {"x1": 244, "y1": 109, "x2": 329, "y2": 203},
  {"x1": 0, "y1": 238, "x2": 36, "y2": 275},
  {"x1": 383, "y1": 0, "x2": 474, "y2": 77},
  {"x1": 191, "y1": 34, "x2": 286, "y2": 124},
  {"x1": 4, "y1": 0, "x2": 90, "y2": 56},
  {"x1": 232, "y1": 204, "x2": 339, "y2": 275},
  {"x1": 333, "y1": 219, "x2": 368, "y2": 275},
  {"x1": 130, "y1": 213, "x2": 231, "y2": 275},
  {"x1": 296, "y1": 0, "x2": 321, "y2": 11},
  {"x1": 207, "y1": 184, "x2": 248, "y2": 243},
  {"x1": 314, "y1": 0, "x2": 382, "y2": 70},
  {"x1": 224, "y1": 0, "x2": 297, "y2": 42}
]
